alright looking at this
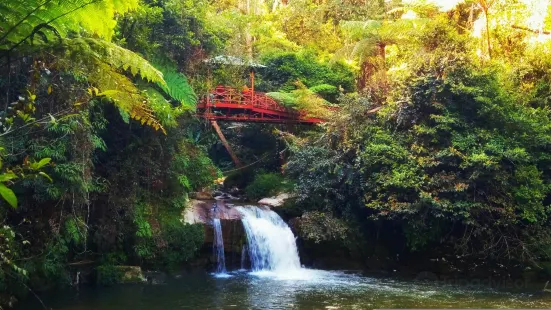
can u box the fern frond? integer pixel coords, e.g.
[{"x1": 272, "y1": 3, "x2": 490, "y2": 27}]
[
  {"x1": 267, "y1": 84, "x2": 332, "y2": 119},
  {"x1": 143, "y1": 86, "x2": 187, "y2": 128},
  {"x1": 0, "y1": 0, "x2": 139, "y2": 49},
  {"x1": 340, "y1": 20, "x2": 382, "y2": 41},
  {"x1": 151, "y1": 56, "x2": 197, "y2": 109},
  {"x1": 51, "y1": 38, "x2": 167, "y2": 134},
  {"x1": 82, "y1": 38, "x2": 166, "y2": 86},
  {"x1": 91, "y1": 63, "x2": 166, "y2": 134}
]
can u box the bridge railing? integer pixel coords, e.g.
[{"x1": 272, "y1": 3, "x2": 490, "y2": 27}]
[{"x1": 197, "y1": 85, "x2": 323, "y2": 124}]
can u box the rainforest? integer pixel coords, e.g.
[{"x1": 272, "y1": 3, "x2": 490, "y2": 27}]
[{"x1": 3, "y1": 0, "x2": 551, "y2": 309}]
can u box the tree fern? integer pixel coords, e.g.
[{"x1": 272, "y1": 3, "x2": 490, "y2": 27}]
[
  {"x1": 338, "y1": 19, "x2": 424, "y2": 61},
  {"x1": 54, "y1": 38, "x2": 167, "y2": 133},
  {"x1": 77, "y1": 38, "x2": 166, "y2": 86},
  {"x1": 0, "y1": 0, "x2": 139, "y2": 49}
]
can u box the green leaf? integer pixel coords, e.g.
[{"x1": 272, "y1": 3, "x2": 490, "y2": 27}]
[
  {"x1": 30, "y1": 158, "x2": 51, "y2": 170},
  {"x1": 0, "y1": 172, "x2": 17, "y2": 182},
  {"x1": 39, "y1": 172, "x2": 53, "y2": 183},
  {"x1": 0, "y1": 183, "x2": 17, "y2": 208}
]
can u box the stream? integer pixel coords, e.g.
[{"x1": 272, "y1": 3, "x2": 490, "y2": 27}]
[
  {"x1": 16, "y1": 270, "x2": 551, "y2": 309},
  {"x1": 16, "y1": 205, "x2": 551, "y2": 309}
]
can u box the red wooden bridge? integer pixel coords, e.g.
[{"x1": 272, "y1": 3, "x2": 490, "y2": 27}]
[{"x1": 196, "y1": 85, "x2": 324, "y2": 124}]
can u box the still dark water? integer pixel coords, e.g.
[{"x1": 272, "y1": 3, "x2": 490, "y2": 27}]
[{"x1": 17, "y1": 270, "x2": 551, "y2": 309}]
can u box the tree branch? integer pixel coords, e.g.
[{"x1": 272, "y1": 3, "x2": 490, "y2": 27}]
[{"x1": 512, "y1": 24, "x2": 551, "y2": 35}]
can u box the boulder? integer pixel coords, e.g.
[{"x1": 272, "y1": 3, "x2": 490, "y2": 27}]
[
  {"x1": 97, "y1": 265, "x2": 146, "y2": 285},
  {"x1": 144, "y1": 271, "x2": 167, "y2": 285}
]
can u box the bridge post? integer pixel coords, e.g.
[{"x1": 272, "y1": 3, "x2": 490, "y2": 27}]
[{"x1": 211, "y1": 120, "x2": 242, "y2": 168}]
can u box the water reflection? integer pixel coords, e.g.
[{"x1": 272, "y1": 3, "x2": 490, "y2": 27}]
[{"x1": 15, "y1": 270, "x2": 551, "y2": 310}]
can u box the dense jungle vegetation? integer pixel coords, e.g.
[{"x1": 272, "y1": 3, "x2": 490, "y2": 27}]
[{"x1": 2, "y1": 0, "x2": 551, "y2": 305}]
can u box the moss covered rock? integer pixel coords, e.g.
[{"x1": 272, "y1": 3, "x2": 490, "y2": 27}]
[{"x1": 97, "y1": 265, "x2": 146, "y2": 285}]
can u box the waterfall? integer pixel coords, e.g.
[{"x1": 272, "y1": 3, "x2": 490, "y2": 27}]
[
  {"x1": 212, "y1": 218, "x2": 227, "y2": 274},
  {"x1": 240, "y1": 245, "x2": 247, "y2": 270},
  {"x1": 237, "y1": 206, "x2": 302, "y2": 274}
]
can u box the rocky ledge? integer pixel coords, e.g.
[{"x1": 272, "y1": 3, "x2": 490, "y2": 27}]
[
  {"x1": 258, "y1": 193, "x2": 292, "y2": 207},
  {"x1": 183, "y1": 200, "x2": 242, "y2": 224}
]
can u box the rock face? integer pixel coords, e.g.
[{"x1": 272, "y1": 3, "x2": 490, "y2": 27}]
[
  {"x1": 258, "y1": 193, "x2": 291, "y2": 207},
  {"x1": 183, "y1": 200, "x2": 242, "y2": 224},
  {"x1": 183, "y1": 200, "x2": 246, "y2": 270}
]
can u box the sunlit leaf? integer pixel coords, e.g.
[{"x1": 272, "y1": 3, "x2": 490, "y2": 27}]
[{"x1": 0, "y1": 184, "x2": 17, "y2": 208}]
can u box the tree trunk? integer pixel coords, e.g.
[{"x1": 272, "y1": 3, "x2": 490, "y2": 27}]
[
  {"x1": 484, "y1": 8, "x2": 491, "y2": 58},
  {"x1": 211, "y1": 121, "x2": 242, "y2": 167}
]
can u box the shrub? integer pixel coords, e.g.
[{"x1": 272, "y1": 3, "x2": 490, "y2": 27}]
[
  {"x1": 259, "y1": 51, "x2": 355, "y2": 93},
  {"x1": 245, "y1": 172, "x2": 289, "y2": 200},
  {"x1": 310, "y1": 84, "x2": 339, "y2": 102}
]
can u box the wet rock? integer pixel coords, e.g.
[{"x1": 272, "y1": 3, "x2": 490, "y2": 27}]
[
  {"x1": 144, "y1": 271, "x2": 167, "y2": 285},
  {"x1": 258, "y1": 193, "x2": 291, "y2": 207},
  {"x1": 228, "y1": 186, "x2": 242, "y2": 196},
  {"x1": 97, "y1": 266, "x2": 146, "y2": 285},
  {"x1": 190, "y1": 191, "x2": 213, "y2": 200},
  {"x1": 214, "y1": 193, "x2": 238, "y2": 200},
  {"x1": 182, "y1": 200, "x2": 243, "y2": 224},
  {"x1": 120, "y1": 266, "x2": 146, "y2": 283}
]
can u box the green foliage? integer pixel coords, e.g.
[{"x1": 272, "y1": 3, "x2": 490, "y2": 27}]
[
  {"x1": 260, "y1": 51, "x2": 355, "y2": 93},
  {"x1": 266, "y1": 92, "x2": 298, "y2": 106},
  {"x1": 152, "y1": 57, "x2": 197, "y2": 109},
  {"x1": 0, "y1": 0, "x2": 219, "y2": 304},
  {"x1": 54, "y1": 37, "x2": 167, "y2": 133},
  {"x1": 170, "y1": 140, "x2": 221, "y2": 192},
  {"x1": 297, "y1": 211, "x2": 349, "y2": 244},
  {"x1": 288, "y1": 61, "x2": 551, "y2": 261},
  {"x1": 309, "y1": 84, "x2": 339, "y2": 102},
  {"x1": 245, "y1": 172, "x2": 290, "y2": 200},
  {"x1": 0, "y1": 184, "x2": 16, "y2": 209},
  {"x1": 96, "y1": 265, "x2": 125, "y2": 286},
  {"x1": 0, "y1": 0, "x2": 139, "y2": 48},
  {"x1": 133, "y1": 201, "x2": 204, "y2": 269},
  {"x1": 267, "y1": 84, "x2": 333, "y2": 118}
]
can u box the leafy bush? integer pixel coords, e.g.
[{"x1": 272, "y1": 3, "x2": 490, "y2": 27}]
[
  {"x1": 297, "y1": 211, "x2": 349, "y2": 244},
  {"x1": 260, "y1": 51, "x2": 355, "y2": 93},
  {"x1": 96, "y1": 265, "x2": 125, "y2": 286},
  {"x1": 245, "y1": 172, "x2": 290, "y2": 200},
  {"x1": 133, "y1": 201, "x2": 204, "y2": 269},
  {"x1": 287, "y1": 59, "x2": 551, "y2": 262},
  {"x1": 309, "y1": 84, "x2": 339, "y2": 102}
]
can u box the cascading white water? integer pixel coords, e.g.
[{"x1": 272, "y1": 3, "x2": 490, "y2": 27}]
[
  {"x1": 237, "y1": 206, "x2": 302, "y2": 275},
  {"x1": 212, "y1": 219, "x2": 227, "y2": 274},
  {"x1": 240, "y1": 245, "x2": 247, "y2": 270}
]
